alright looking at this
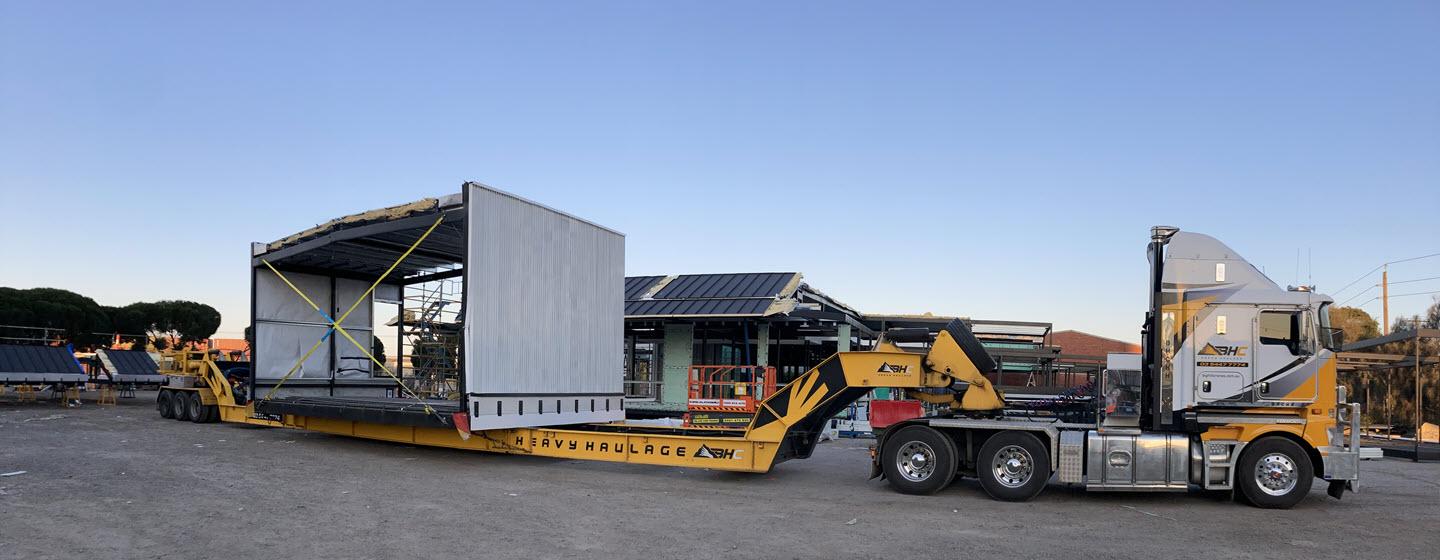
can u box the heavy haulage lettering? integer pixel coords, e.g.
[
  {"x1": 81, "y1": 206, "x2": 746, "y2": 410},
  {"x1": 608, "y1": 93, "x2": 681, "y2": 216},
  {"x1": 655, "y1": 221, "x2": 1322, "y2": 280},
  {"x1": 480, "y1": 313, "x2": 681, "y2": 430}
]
[{"x1": 512, "y1": 435, "x2": 741, "y2": 460}]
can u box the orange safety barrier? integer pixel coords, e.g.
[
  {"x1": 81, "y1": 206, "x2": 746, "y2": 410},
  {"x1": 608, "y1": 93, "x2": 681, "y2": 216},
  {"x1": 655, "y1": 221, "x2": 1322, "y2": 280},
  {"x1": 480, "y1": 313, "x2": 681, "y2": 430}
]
[{"x1": 686, "y1": 365, "x2": 777, "y2": 413}]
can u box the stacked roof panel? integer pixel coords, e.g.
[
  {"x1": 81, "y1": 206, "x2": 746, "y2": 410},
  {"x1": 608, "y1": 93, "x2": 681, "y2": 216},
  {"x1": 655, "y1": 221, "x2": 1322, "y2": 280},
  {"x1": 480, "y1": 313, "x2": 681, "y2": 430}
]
[
  {"x1": 98, "y1": 349, "x2": 164, "y2": 384},
  {"x1": 0, "y1": 344, "x2": 87, "y2": 385}
]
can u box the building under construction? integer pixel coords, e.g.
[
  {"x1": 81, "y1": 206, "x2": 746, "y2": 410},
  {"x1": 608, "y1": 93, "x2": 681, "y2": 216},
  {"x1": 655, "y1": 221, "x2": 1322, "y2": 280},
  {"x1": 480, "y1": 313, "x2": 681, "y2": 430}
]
[{"x1": 621, "y1": 275, "x2": 1131, "y2": 414}]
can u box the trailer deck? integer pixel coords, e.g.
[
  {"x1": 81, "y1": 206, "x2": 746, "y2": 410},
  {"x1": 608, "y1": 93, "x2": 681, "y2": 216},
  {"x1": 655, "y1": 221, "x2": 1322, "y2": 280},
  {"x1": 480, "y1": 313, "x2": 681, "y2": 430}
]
[{"x1": 256, "y1": 395, "x2": 464, "y2": 428}]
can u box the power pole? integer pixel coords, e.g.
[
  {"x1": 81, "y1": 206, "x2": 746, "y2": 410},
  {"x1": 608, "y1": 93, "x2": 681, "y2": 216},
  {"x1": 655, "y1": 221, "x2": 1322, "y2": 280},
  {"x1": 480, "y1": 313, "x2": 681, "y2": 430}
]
[
  {"x1": 1387, "y1": 376, "x2": 1393, "y2": 439},
  {"x1": 1364, "y1": 372, "x2": 1371, "y2": 426},
  {"x1": 1382, "y1": 266, "x2": 1389, "y2": 336},
  {"x1": 1416, "y1": 318, "x2": 1423, "y2": 462}
]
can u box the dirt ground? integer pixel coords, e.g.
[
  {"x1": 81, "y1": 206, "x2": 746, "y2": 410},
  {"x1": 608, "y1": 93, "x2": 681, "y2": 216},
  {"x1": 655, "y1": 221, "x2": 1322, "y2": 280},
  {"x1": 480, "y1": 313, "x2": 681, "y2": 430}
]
[{"x1": 2, "y1": 391, "x2": 1437, "y2": 560}]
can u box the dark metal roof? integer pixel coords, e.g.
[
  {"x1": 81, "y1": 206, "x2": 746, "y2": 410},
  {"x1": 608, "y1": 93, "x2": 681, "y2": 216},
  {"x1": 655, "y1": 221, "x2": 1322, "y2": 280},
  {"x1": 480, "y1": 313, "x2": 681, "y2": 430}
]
[
  {"x1": 624, "y1": 276, "x2": 665, "y2": 300},
  {"x1": 623, "y1": 273, "x2": 800, "y2": 318},
  {"x1": 0, "y1": 344, "x2": 83, "y2": 374},
  {"x1": 103, "y1": 350, "x2": 159, "y2": 375},
  {"x1": 652, "y1": 273, "x2": 796, "y2": 299},
  {"x1": 626, "y1": 298, "x2": 773, "y2": 317}
]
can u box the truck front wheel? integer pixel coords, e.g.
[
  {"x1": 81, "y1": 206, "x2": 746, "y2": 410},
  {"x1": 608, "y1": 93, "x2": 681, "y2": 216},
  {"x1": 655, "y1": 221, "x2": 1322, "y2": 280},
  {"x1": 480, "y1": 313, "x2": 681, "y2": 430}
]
[
  {"x1": 1237, "y1": 437, "x2": 1313, "y2": 509},
  {"x1": 977, "y1": 431, "x2": 1051, "y2": 502},
  {"x1": 881, "y1": 425, "x2": 958, "y2": 495}
]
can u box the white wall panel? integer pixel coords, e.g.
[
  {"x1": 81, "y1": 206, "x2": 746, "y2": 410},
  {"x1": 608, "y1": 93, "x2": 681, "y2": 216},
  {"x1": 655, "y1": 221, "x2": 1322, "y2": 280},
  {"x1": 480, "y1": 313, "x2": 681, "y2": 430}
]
[
  {"x1": 334, "y1": 278, "x2": 374, "y2": 328},
  {"x1": 333, "y1": 328, "x2": 374, "y2": 378},
  {"x1": 254, "y1": 322, "x2": 333, "y2": 379},
  {"x1": 254, "y1": 269, "x2": 376, "y2": 384},
  {"x1": 256, "y1": 270, "x2": 332, "y2": 325},
  {"x1": 464, "y1": 184, "x2": 624, "y2": 429}
]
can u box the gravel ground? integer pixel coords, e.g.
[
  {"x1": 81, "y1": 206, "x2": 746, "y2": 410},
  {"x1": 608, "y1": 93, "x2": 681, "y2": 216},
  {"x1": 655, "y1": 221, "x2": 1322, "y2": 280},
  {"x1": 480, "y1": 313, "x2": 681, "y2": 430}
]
[{"x1": 2, "y1": 392, "x2": 1437, "y2": 560}]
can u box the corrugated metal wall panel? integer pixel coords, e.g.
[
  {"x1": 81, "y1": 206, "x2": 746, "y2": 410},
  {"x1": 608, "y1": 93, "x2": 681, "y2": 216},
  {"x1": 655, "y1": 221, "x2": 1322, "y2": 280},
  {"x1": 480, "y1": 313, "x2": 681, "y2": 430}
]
[{"x1": 465, "y1": 185, "x2": 625, "y2": 429}]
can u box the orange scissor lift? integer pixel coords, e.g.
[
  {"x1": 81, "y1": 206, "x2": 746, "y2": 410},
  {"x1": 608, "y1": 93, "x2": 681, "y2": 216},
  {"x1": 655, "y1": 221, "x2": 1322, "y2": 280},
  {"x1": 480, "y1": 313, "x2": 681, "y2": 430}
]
[{"x1": 683, "y1": 365, "x2": 777, "y2": 429}]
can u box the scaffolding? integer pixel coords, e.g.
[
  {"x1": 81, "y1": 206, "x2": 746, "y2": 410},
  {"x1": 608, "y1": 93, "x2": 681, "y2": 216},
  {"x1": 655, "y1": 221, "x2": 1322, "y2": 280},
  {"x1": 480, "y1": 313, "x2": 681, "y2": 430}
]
[
  {"x1": 0, "y1": 325, "x2": 65, "y2": 345},
  {"x1": 395, "y1": 269, "x2": 463, "y2": 399}
]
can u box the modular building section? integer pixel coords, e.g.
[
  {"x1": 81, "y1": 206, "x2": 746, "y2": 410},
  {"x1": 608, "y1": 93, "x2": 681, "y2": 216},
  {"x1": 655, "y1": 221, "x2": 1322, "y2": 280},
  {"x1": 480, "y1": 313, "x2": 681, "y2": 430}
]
[{"x1": 248, "y1": 182, "x2": 624, "y2": 431}]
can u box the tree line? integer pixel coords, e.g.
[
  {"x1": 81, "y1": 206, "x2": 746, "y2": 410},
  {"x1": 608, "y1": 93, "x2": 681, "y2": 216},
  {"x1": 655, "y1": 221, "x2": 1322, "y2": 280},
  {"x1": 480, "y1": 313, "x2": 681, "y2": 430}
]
[{"x1": 0, "y1": 287, "x2": 221, "y2": 350}]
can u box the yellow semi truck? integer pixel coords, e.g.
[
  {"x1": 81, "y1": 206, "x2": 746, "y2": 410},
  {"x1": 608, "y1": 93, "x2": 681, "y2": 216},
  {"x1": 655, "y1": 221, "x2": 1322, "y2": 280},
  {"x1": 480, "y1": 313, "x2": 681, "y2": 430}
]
[{"x1": 156, "y1": 225, "x2": 1360, "y2": 509}]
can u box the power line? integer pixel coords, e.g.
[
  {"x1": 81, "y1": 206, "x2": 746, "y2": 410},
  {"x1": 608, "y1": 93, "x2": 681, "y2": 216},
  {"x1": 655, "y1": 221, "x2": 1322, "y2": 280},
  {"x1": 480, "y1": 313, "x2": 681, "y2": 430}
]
[
  {"x1": 1331, "y1": 252, "x2": 1440, "y2": 297},
  {"x1": 1336, "y1": 275, "x2": 1440, "y2": 306},
  {"x1": 1354, "y1": 289, "x2": 1440, "y2": 307},
  {"x1": 1387, "y1": 289, "x2": 1440, "y2": 299},
  {"x1": 1389, "y1": 252, "x2": 1440, "y2": 266},
  {"x1": 1333, "y1": 265, "x2": 1386, "y2": 298},
  {"x1": 1388, "y1": 275, "x2": 1440, "y2": 286},
  {"x1": 1338, "y1": 285, "x2": 1377, "y2": 306}
]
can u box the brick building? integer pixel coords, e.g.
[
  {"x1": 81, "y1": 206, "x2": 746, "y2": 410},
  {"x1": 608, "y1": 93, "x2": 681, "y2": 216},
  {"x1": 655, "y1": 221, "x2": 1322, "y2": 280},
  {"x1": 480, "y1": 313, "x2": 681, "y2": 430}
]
[{"x1": 1049, "y1": 330, "x2": 1141, "y2": 357}]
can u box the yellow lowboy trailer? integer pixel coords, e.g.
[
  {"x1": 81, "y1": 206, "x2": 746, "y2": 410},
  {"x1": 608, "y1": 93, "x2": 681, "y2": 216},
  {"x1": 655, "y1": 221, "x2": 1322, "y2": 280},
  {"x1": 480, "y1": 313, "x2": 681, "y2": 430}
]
[
  {"x1": 160, "y1": 347, "x2": 949, "y2": 473},
  {"x1": 156, "y1": 226, "x2": 1363, "y2": 509}
]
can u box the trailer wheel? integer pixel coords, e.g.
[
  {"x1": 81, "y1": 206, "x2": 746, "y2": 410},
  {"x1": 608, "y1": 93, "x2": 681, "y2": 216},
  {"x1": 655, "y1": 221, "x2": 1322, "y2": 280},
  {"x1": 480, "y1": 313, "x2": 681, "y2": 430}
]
[
  {"x1": 158, "y1": 390, "x2": 174, "y2": 419},
  {"x1": 881, "y1": 425, "x2": 958, "y2": 495},
  {"x1": 187, "y1": 393, "x2": 205, "y2": 423},
  {"x1": 172, "y1": 391, "x2": 191, "y2": 421},
  {"x1": 977, "y1": 431, "x2": 1050, "y2": 502},
  {"x1": 1236, "y1": 437, "x2": 1313, "y2": 509},
  {"x1": 203, "y1": 404, "x2": 220, "y2": 423}
]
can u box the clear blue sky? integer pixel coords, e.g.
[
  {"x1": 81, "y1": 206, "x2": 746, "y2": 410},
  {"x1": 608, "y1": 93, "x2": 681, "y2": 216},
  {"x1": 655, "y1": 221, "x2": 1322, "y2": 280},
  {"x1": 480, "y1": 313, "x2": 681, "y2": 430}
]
[{"x1": 2, "y1": 1, "x2": 1437, "y2": 341}]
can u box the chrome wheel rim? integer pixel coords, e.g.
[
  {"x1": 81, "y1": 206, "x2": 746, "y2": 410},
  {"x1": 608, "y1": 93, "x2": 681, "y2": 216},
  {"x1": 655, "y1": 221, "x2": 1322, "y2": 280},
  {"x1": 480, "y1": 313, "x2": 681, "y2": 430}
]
[
  {"x1": 992, "y1": 445, "x2": 1034, "y2": 488},
  {"x1": 1254, "y1": 452, "x2": 1298, "y2": 496},
  {"x1": 896, "y1": 441, "x2": 937, "y2": 482}
]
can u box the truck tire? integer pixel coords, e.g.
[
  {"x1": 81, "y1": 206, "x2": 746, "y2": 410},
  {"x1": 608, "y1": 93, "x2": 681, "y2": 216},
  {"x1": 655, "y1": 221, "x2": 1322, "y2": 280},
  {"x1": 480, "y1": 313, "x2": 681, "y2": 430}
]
[
  {"x1": 158, "y1": 390, "x2": 174, "y2": 419},
  {"x1": 187, "y1": 392, "x2": 205, "y2": 423},
  {"x1": 977, "y1": 431, "x2": 1051, "y2": 502},
  {"x1": 1236, "y1": 437, "x2": 1313, "y2": 509},
  {"x1": 172, "y1": 391, "x2": 191, "y2": 421},
  {"x1": 203, "y1": 404, "x2": 220, "y2": 423},
  {"x1": 881, "y1": 425, "x2": 958, "y2": 495}
]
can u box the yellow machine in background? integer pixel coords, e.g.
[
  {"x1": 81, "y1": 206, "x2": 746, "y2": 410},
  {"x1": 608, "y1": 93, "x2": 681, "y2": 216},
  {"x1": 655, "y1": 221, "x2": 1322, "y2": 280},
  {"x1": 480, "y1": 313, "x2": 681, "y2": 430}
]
[{"x1": 155, "y1": 351, "x2": 277, "y2": 426}]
